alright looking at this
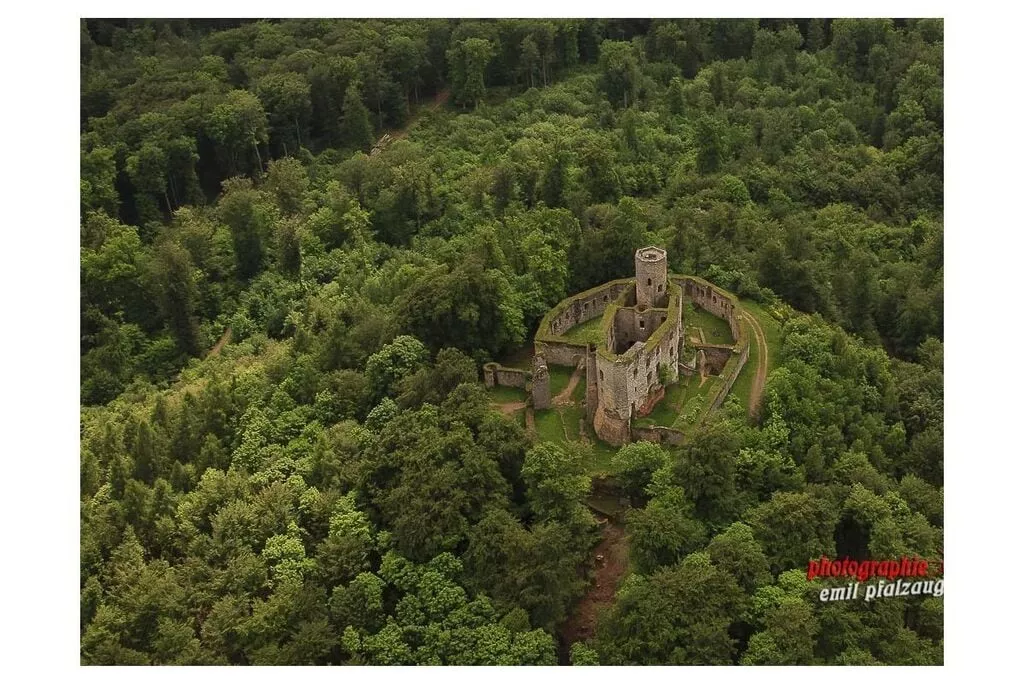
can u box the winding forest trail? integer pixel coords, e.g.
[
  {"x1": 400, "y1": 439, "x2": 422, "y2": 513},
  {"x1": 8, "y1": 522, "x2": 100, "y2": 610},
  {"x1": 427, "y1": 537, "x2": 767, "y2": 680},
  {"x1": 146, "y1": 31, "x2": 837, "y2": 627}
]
[
  {"x1": 559, "y1": 519, "x2": 630, "y2": 654},
  {"x1": 739, "y1": 310, "x2": 769, "y2": 416}
]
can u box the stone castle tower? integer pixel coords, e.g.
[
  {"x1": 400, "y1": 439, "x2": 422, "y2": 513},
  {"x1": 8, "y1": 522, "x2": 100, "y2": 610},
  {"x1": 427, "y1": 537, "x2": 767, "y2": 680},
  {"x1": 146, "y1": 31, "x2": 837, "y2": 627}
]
[
  {"x1": 634, "y1": 246, "x2": 668, "y2": 309},
  {"x1": 588, "y1": 245, "x2": 683, "y2": 445}
]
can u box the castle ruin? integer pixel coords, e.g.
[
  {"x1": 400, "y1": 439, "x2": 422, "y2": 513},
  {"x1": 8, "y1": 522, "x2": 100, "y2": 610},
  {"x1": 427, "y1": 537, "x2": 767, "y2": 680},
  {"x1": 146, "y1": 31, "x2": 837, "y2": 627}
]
[
  {"x1": 589, "y1": 247, "x2": 683, "y2": 444},
  {"x1": 487, "y1": 246, "x2": 750, "y2": 447}
]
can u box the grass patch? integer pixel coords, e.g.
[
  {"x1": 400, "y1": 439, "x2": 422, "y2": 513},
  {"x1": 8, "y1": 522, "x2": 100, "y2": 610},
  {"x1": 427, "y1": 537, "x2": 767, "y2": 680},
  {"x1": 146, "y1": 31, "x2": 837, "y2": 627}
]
[
  {"x1": 684, "y1": 301, "x2": 734, "y2": 344},
  {"x1": 487, "y1": 385, "x2": 527, "y2": 403},
  {"x1": 739, "y1": 299, "x2": 784, "y2": 373},
  {"x1": 585, "y1": 438, "x2": 618, "y2": 475},
  {"x1": 561, "y1": 404, "x2": 585, "y2": 440},
  {"x1": 730, "y1": 319, "x2": 758, "y2": 409},
  {"x1": 534, "y1": 409, "x2": 565, "y2": 444},
  {"x1": 641, "y1": 381, "x2": 686, "y2": 427},
  {"x1": 533, "y1": 402, "x2": 618, "y2": 476},
  {"x1": 560, "y1": 316, "x2": 605, "y2": 345},
  {"x1": 549, "y1": 366, "x2": 574, "y2": 397},
  {"x1": 669, "y1": 374, "x2": 721, "y2": 431}
]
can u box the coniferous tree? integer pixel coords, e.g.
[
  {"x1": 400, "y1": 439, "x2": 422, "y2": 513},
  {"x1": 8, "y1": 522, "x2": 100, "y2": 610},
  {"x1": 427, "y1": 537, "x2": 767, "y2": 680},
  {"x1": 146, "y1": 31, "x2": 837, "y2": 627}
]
[{"x1": 340, "y1": 84, "x2": 375, "y2": 152}]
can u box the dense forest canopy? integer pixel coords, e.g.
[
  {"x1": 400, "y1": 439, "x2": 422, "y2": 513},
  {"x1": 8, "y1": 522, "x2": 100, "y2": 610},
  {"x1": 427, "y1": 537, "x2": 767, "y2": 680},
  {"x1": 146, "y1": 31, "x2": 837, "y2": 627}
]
[{"x1": 80, "y1": 18, "x2": 943, "y2": 665}]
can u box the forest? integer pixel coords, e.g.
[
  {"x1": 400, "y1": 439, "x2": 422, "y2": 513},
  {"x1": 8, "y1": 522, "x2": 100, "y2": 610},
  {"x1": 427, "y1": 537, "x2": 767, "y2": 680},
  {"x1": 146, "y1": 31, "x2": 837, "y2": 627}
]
[{"x1": 80, "y1": 18, "x2": 943, "y2": 665}]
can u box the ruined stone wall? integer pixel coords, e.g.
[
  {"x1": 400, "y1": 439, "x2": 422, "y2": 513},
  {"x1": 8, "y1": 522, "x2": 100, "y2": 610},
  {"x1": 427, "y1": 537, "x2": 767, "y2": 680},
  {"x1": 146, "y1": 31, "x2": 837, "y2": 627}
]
[
  {"x1": 541, "y1": 280, "x2": 632, "y2": 338},
  {"x1": 593, "y1": 404, "x2": 632, "y2": 446},
  {"x1": 611, "y1": 307, "x2": 667, "y2": 353},
  {"x1": 631, "y1": 425, "x2": 686, "y2": 446},
  {"x1": 534, "y1": 279, "x2": 633, "y2": 368},
  {"x1": 585, "y1": 347, "x2": 598, "y2": 423},
  {"x1": 708, "y1": 340, "x2": 750, "y2": 411},
  {"x1": 694, "y1": 344, "x2": 733, "y2": 375},
  {"x1": 599, "y1": 339, "x2": 665, "y2": 422},
  {"x1": 482, "y1": 362, "x2": 529, "y2": 389},
  {"x1": 533, "y1": 340, "x2": 587, "y2": 367},
  {"x1": 532, "y1": 355, "x2": 551, "y2": 409},
  {"x1": 676, "y1": 276, "x2": 739, "y2": 331},
  {"x1": 635, "y1": 385, "x2": 665, "y2": 418}
]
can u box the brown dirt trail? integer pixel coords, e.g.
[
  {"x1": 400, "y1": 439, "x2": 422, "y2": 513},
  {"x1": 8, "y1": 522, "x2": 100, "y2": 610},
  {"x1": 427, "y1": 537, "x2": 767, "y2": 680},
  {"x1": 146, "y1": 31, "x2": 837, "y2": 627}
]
[
  {"x1": 559, "y1": 520, "x2": 630, "y2": 648},
  {"x1": 553, "y1": 364, "x2": 584, "y2": 405}
]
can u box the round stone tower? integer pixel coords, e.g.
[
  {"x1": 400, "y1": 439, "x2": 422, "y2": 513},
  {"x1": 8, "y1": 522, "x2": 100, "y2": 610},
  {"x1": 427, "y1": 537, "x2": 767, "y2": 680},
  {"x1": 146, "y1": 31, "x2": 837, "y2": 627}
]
[{"x1": 635, "y1": 246, "x2": 668, "y2": 309}]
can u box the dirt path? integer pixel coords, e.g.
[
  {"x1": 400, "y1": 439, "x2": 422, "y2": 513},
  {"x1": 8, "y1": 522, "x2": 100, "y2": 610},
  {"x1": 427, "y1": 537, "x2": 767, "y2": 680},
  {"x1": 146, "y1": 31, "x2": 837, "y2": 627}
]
[
  {"x1": 207, "y1": 327, "x2": 232, "y2": 358},
  {"x1": 560, "y1": 520, "x2": 630, "y2": 648},
  {"x1": 494, "y1": 401, "x2": 527, "y2": 415},
  {"x1": 553, "y1": 364, "x2": 584, "y2": 405},
  {"x1": 739, "y1": 310, "x2": 769, "y2": 416}
]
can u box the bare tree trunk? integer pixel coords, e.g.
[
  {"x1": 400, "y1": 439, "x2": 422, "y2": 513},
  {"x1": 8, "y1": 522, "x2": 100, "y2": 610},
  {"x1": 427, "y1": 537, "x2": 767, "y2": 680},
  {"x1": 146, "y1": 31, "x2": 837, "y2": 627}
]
[{"x1": 253, "y1": 141, "x2": 263, "y2": 172}]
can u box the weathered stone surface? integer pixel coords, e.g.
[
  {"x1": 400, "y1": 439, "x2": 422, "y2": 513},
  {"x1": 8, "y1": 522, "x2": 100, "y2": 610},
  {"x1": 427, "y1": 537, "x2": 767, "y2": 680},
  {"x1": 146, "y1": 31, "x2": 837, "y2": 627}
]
[{"x1": 531, "y1": 354, "x2": 551, "y2": 409}]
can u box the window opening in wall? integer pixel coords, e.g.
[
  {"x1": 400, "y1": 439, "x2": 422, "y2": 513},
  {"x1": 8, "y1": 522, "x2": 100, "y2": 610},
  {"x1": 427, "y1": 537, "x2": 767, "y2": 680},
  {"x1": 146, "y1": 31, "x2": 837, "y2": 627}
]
[
  {"x1": 639, "y1": 320, "x2": 645, "y2": 329},
  {"x1": 661, "y1": 316, "x2": 666, "y2": 323},
  {"x1": 600, "y1": 370, "x2": 604, "y2": 381},
  {"x1": 583, "y1": 302, "x2": 588, "y2": 310},
  {"x1": 603, "y1": 295, "x2": 608, "y2": 302},
  {"x1": 633, "y1": 368, "x2": 637, "y2": 378},
  {"x1": 658, "y1": 284, "x2": 663, "y2": 292},
  {"x1": 648, "y1": 371, "x2": 653, "y2": 383},
  {"x1": 647, "y1": 278, "x2": 652, "y2": 286}
]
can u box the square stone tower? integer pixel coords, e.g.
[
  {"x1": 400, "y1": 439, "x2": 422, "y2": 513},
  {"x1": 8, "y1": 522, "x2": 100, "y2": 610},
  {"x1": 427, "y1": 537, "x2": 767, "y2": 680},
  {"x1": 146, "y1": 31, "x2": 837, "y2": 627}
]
[{"x1": 635, "y1": 246, "x2": 668, "y2": 309}]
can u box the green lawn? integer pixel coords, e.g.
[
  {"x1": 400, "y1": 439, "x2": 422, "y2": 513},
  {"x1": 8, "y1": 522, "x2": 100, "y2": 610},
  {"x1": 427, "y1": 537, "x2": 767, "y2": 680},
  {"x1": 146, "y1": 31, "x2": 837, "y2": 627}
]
[
  {"x1": 670, "y1": 374, "x2": 720, "y2": 431},
  {"x1": 571, "y1": 372, "x2": 588, "y2": 402},
  {"x1": 631, "y1": 372, "x2": 717, "y2": 431},
  {"x1": 684, "y1": 301, "x2": 734, "y2": 344},
  {"x1": 730, "y1": 318, "x2": 758, "y2": 409},
  {"x1": 487, "y1": 385, "x2": 527, "y2": 403},
  {"x1": 581, "y1": 423, "x2": 619, "y2": 475},
  {"x1": 548, "y1": 366, "x2": 574, "y2": 397},
  {"x1": 642, "y1": 381, "x2": 687, "y2": 427},
  {"x1": 534, "y1": 408, "x2": 566, "y2": 443},
  {"x1": 561, "y1": 404, "x2": 585, "y2": 439},
  {"x1": 533, "y1": 398, "x2": 617, "y2": 476},
  {"x1": 739, "y1": 299, "x2": 784, "y2": 371},
  {"x1": 560, "y1": 316, "x2": 605, "y2": 345}
]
